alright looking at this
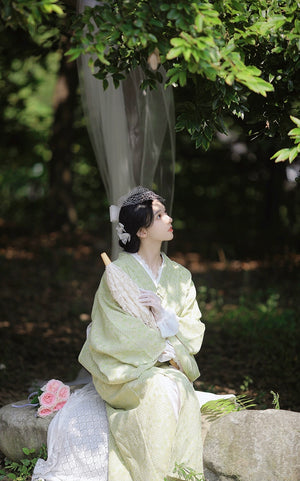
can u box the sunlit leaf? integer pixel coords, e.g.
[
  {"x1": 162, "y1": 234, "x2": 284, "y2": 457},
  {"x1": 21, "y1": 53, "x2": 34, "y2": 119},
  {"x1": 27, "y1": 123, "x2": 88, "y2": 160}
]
[
  {"x1": 166, "y1": 47, "x2": 183, "y2": 59},
  {"x1": 289, "y1": 147, "x2": 299, "y2": 163},
  {"x1": 290, "y1": 116, "x2": 300, "y2": 127},
  {"x1": 271, "y1": 148, "x2": 291, "y2": 162}
]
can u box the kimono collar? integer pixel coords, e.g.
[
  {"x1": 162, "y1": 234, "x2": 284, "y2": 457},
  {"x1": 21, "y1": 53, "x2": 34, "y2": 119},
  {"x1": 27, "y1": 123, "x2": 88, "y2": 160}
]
[{"x1": 131, "y1": 252, "x2": 165, "y2": 286}]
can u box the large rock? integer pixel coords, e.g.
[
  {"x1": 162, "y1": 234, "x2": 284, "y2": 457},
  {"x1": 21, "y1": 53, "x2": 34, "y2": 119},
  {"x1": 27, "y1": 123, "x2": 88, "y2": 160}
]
[
  {"x1": 0, "y1": 398, "x2": 212, "y2": 462},
  {"x1": 0, "y1": 384, "x2": 84, "y2": 461},
  {"x1": 1, "y1": 399, "x2": 300, "y2": 481},
  {"x1": 203, "y1": 409, "x2": 300, "y2": 481},
  {"x1": 0, "y1": 400, "x2": 55, "y2": 460}
]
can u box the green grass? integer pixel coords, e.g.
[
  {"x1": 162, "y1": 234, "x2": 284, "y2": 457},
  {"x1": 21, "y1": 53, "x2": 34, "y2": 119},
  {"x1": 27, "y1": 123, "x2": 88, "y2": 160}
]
[
  {"x1": 0, "y1": 446, "x2": 47, "y2": 481},
  {"x1": 196, "y1": 284, "x2": 299, "y2": 410}
]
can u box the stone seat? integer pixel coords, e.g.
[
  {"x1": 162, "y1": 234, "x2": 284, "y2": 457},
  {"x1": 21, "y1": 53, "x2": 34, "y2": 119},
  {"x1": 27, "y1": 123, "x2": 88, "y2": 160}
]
[{"x1": 1, "y1": 397, "x2": 299, "y2": 481}]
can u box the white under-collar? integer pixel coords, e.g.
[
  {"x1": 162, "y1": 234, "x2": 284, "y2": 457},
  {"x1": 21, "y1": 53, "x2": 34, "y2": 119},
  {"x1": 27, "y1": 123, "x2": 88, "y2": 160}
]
[{"x1": 131, "y1": 252, "x2": 165, "y2": 286}]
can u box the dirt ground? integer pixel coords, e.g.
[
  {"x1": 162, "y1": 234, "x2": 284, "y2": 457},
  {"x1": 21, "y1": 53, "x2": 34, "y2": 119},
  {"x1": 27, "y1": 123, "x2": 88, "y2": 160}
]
[{"x1": 0, "y1": 229, "x2": 299, "y2": 411}]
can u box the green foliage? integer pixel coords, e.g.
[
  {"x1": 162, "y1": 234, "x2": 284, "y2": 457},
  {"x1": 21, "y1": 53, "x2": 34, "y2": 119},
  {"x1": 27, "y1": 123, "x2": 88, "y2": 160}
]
[
  {"x1": 201, "y1": 394, "x2": 256, "y2": 422},
  {"x1": 1, "y1": 0, "x2": 300, "y2": 153},
  {"x1": 0, "y1": 18, "x2": 107, "y2": 231},
  {"x1": 270, "y1": 390, "x2": 280, "y2": 409},
  {"x1": 200, "y1": 286, "x2": 298, "y2": 344},
  {"x1": 0, "y1": 445, "x2": 47, "y2": 481},
  {"x1": 0, "y1": 24, "x2": 61, "y2": 224},
  {"x1": 1, "y1": 0, "x2": 65, "y2": 35},
  {"x1": 240, "y1": 375, "x2": 254, "y2": 392},
  {"x1": 164, "y1": 462, "x2": 205, "y2": 481},
  {"x1": 0, "y1": 0, "x2": 299, "y2": 236},
  {"x1": 66, "y1": 0, "x2": 300, "y2": 150},
  {"x1": 197, "y1": 284, "x2": 299, "y2": 408},
  {"x1": 271, "y1": 116, "x2": 300, "y2": 163},
  {"x1": 29, "y1": 388, "x2": 43, "y2": 406}
]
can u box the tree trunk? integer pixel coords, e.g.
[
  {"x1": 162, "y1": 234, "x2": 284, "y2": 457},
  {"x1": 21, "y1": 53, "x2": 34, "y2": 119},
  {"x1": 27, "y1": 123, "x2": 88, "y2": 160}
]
[{"x1": 48, "y1": 35, "x2": 79, "y2": 230}]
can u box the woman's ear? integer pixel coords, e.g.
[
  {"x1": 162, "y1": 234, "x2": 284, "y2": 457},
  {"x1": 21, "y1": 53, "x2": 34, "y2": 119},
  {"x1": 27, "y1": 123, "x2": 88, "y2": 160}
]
[{"x1": 137, "y1": 227, "x2": 147, "y2": 239}]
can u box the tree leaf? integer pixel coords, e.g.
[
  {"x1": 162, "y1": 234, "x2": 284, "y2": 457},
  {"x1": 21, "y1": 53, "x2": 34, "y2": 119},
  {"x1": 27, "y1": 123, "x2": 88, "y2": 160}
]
[
  {"x1": 290, "y1": 116, "x2": 300, "y2": 127},
  {"x1": 289, "y1": 147, "x2": 299, "y2": 163},
  {"x1": 166, "y1": 47, "x2": 183, "y2": 59},
  {"x1": 271, "y1": 148, "x2": 291, "y2": 162}
]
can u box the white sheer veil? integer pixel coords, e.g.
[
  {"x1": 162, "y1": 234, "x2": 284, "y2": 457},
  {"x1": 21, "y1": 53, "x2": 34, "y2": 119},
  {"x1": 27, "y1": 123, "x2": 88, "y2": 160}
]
[{"x1": 77, "y1": 0, "x2": 176, "y2": 258}]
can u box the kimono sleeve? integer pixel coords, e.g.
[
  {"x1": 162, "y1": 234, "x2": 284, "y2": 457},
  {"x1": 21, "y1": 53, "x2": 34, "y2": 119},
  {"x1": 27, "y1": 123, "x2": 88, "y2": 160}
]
[
  {"x1": 175, "y1": 272, "x2": 205, "y2": 354},
  {"x1": 167, "y1": 269, "x2": 205, "y2": 382},
  {"x1": 78, "y1": 271, "x2": 166, "y2": 386}
]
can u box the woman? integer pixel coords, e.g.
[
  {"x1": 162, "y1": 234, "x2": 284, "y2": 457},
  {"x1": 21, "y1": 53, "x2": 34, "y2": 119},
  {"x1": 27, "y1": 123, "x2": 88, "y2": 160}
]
[
  {"x1": 33, "y1": 186, "x2": 205, "y2": 481},
  {"x1": 79, "y1": 186, "x2": 205, "y2": 481}
]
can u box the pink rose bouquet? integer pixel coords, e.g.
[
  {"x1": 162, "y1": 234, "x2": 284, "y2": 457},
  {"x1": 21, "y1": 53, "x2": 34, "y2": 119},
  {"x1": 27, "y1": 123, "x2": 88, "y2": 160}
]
[
  {"x1": 39, "y1": 391, "x2": 56, "y2": 408},
  {"x1": 31, "y1": 378, "x2": 70, "y2": 418},
  {"x1": 43, "y1": 379, "x2": 64, "y2": 393}
]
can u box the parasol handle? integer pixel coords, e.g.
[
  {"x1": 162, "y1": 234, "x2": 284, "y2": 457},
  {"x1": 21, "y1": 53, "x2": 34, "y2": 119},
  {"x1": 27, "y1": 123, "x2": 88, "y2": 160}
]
[
  {"x1": 169, "y1": 359, "x2": 180, "y2": 370},
  {"x1": 101, "y1": 252, "x2": 112, "y2": 266}
]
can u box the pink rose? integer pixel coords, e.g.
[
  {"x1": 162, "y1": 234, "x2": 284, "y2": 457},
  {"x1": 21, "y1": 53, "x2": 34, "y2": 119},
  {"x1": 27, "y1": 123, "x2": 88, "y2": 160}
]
[
  {"x1": 57, "y1": 385, "x2": 70, "y2": 402},
  {"x1": 37, "y1": 406, "x2": 54, "y2": 418},
  {"x1": 39, "y1": 391, "x2": 56, "y2": 408},
  {"x1": 53, "y1": 400, "x2": 67, "y2": 412},
  {"x1": 43, "y1": 379, "x2": 63, "y2": 394}
]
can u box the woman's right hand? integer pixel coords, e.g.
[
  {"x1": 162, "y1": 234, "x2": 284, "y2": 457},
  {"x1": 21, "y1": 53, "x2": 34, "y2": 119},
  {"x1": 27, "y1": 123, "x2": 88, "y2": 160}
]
[
  {"x1": 138, "y1": 289, "x2": 163, "y2": 321},
  {"x1": 139, "y1": 288, "x2": 179, "y2": 337}
]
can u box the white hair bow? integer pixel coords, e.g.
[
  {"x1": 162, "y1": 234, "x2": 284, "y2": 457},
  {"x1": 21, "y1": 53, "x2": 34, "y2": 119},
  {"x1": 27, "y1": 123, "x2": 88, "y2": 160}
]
[
  {"x1": 109, "y1": 205, "x2": 120, "y2": 223},
  {"x1": 116, "y1": 223, "x2": 131, "y2": 244}
]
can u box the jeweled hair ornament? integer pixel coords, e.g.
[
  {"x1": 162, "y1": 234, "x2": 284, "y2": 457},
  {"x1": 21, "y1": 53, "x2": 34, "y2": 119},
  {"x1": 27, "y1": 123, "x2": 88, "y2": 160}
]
[
  {"x1": 109, "y1": 186, "x2": 165, "y2": 222},
  {"x1": 116, "y1": 223, "x2": 131, "y2": 244}
]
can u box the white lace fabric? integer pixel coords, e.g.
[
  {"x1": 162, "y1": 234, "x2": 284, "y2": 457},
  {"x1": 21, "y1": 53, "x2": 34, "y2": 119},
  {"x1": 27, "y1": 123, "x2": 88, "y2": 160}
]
[{"x1": 156, "y1": 309, "x2": 179, "y2": 338}]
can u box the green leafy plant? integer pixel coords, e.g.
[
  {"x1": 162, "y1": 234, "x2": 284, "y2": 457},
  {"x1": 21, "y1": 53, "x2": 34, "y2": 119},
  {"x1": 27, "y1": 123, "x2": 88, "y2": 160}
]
[
  {"x1": 2, "y1": 0, "x2": 299, "y2": 153},
  {"x1": 270, "y1": 390, "x2": 280, "y2": 410},
  {"x1": 164, "y1": 462, "x2": 206, "y2": 480},
  {"x1": 0, "y1": 445, "x2": 47, "y2": 481},
  {"x1": 1, "y1": 0, "x2": 65, "y2": 34},
  {"x1": 64, "y1": 0, "x2": 300, "y2": 150},
  {"x1": 271, "y1": 116, "x2": 300, "y2": 164},
  {"x1": 200, "y1": 394, "x2": 256, "y2": 422},
  {"x1": 197, "y1": 283, "x2": 299, "y2": 410},
  {"x1": 240, "y1": 375, "x2": 254, "y2": 392}
]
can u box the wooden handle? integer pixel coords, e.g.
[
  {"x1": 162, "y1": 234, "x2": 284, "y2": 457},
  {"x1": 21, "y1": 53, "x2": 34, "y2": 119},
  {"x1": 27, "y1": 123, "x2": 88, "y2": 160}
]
[
  {"x1": 169, "y1": 359, "x2": 180, "y2": 370},
  {"x1": 101, "y1": 252, "x2": 111, "y2": 266}
]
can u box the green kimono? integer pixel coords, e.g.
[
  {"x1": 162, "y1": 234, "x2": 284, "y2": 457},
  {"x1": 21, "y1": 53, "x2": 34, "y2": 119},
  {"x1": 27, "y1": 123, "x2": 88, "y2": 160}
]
[{"x1": 79, "y1": 252, "x2": 205, "y2": 481}]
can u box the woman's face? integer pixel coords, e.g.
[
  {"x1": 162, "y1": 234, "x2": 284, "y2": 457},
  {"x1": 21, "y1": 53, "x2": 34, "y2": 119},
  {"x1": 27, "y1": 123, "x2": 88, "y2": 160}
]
[{"x1": 141, "y1": 199, "x2": 173, "y2": 243}]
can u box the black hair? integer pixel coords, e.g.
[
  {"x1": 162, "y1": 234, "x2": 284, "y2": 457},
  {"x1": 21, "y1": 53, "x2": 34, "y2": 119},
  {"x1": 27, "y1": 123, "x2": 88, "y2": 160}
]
[{"x1": 118, "y1": 199, "x2": 158, "y2": 253}]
